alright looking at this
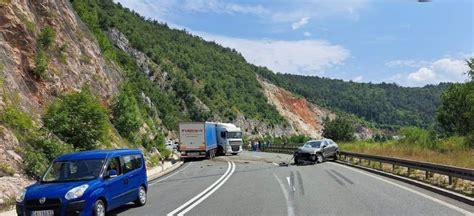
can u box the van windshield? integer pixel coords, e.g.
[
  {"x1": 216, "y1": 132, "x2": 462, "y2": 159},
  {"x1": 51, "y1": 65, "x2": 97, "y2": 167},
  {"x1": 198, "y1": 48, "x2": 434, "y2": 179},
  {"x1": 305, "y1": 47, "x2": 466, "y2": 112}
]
[{"x1": 42, "y1": 159, "x2": 105, "y2": 183}]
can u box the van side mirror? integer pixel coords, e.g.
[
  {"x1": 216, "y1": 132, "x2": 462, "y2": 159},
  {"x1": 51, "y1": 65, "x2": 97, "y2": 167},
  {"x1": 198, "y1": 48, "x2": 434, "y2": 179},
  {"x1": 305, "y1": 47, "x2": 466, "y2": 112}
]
[{"x1": 106, "y1": 170, "x2": 118, "y2": 179}]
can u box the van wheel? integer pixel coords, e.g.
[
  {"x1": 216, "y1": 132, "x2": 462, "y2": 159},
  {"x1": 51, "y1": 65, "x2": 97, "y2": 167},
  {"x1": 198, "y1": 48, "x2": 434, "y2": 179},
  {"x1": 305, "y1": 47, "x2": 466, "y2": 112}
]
[
  {"x1": 93, "y1": 199, "x2": 106, "y2": 216},
  {"x1": 135, "y1": 186, "x2": 147, "y2": 206}
]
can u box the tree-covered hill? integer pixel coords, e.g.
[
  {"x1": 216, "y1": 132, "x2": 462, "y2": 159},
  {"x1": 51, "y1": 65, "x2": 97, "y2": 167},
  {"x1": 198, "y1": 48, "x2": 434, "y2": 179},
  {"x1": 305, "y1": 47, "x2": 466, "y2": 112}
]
[
  {"x1": 257, "y1": 68, "x2": 449, "y2": 129},
  {"x1": 71, "y1": 0, "x2": 285, "y2": 130},
  {"x1": 71, "y1": 0, "x2": 448, "y2": 131}
]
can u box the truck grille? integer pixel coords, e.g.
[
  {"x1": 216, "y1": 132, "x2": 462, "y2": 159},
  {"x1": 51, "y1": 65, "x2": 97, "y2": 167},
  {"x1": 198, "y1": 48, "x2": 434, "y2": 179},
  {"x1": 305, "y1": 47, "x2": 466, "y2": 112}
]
[
  {"x1": 229, "y1": 141, "x2": 242, "y2": 146},
  {"x1": 231, "y1": 145, "x2": 240, "y2": 151}
]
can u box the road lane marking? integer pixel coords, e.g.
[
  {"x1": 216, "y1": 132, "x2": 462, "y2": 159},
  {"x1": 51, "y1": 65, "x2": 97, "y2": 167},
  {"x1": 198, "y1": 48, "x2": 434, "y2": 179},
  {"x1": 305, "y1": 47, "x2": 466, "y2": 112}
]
[
  {"x1": 286, "y1": 177, "x2": 296, "y2": 192},
  {"x1": 274, "y1": 173, "x2": 296, "y2": 216},
  {"x1": 167, "y1": 160, "x2": 234, "y2": 216},
  {"x1": 149, "y1": 162, "x2": 192, "y2": 186},
  {"x1": 273, "y1": 162, "x2": 279, "y2": 166},
  {"x1": 177, "y1": 161, "x2": 236, "y2": 216},
  {"x1": 331, "y1": 162, "x2": 473, "y2": 215}
]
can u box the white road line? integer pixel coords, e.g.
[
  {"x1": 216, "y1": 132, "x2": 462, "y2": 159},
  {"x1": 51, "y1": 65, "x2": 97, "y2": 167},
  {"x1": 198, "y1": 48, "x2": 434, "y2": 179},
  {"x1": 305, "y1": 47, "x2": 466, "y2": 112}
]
[
  {"x1": 331, "y1": 163, "x2": 473, "y2": 215},
  {"x1": 149, "y1": 162, "x2": 192, "y2": 186},
  {"x1": 166, "y1": 160, "x2": 232, "y2": 216},
  {"x1": 177, "y1": 161, "x2": 236, "y2": 216},
  {"x1": 273, "y1": 173, "x2": 295, "y2": 216}
]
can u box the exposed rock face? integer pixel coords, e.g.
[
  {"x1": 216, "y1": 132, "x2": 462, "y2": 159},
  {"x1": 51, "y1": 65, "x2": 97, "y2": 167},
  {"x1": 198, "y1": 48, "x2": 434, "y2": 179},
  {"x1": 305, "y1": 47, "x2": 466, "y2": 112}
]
[
  {"x1": 259, "y1": 78, "x2": 335, "y2": 138},
  {"x1": 0, "y1": 0, "x2": 122, "y2": 114},
  {"x1": 107, "y1": 28, "x2": 168, "y2": 88},
  {"x1": 232, "y1": 115, "x2": 295, "y2": 137}
]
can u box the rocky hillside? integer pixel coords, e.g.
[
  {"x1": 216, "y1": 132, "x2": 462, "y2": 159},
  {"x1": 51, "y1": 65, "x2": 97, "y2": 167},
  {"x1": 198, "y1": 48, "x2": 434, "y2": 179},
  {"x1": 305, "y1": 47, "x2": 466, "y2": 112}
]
[
  {"x1": 0, "y1": 0, "x2": 124, "y2": 208},
  {"x1": 260, "y1": 78, "x2": 334, "y2": 138}
]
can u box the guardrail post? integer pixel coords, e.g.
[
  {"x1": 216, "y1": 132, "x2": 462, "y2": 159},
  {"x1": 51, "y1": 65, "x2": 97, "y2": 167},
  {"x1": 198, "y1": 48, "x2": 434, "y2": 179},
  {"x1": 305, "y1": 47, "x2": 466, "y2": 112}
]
[
  {"x1": 448, "y1": 176, "x2": 453, "y2": 185},
  {"x1": 407, "y1": 167, "x2": 411, "y2": 177},
  {"x1": 425, "y1": 171, "x2": 429, "y2": 180}
]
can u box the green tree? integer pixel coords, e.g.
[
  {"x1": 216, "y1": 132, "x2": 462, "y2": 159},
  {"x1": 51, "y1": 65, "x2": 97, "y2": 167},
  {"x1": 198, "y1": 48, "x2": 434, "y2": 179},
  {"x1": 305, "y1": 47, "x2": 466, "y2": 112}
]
[
  {"x1": 437, "y1": 59, "x2": 474, "y2": 147},
  {"x1": 111, "y1": 83, "x2": 143, "y2": 141},
  {"x1": 322, "y1": 117, "x2": 355, "y2": 142},
  {"x1": 43, "y1": 88, "x2": 109, "y2": 150}
]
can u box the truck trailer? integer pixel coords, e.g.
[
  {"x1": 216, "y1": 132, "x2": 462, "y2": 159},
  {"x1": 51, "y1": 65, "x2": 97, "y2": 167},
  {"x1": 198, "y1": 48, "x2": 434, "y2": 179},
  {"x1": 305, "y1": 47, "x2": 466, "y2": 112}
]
[
  {"x1": 178, "y1": 122, "x2": 243, "y2": 159},
  {"x1": 178, "y1": 122, "x2": 218, "y2": 159}
]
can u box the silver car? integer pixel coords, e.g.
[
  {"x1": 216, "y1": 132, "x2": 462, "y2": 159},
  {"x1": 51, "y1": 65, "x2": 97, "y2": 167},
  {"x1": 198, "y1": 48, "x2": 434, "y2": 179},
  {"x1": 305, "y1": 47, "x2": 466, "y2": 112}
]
[{"x1": 294, "y1": 139, "x2": 339, "y2": 164}]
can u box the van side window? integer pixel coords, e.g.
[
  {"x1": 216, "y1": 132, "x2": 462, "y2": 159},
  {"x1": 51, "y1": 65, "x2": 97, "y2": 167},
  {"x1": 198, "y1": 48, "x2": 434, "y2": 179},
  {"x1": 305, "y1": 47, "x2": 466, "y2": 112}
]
[
  {"x1": 121, "y1": 155, "x2": 142, "y2": 173},
  {"x1": 107, "y1": 157, "x2": 121, "y2": 175}
]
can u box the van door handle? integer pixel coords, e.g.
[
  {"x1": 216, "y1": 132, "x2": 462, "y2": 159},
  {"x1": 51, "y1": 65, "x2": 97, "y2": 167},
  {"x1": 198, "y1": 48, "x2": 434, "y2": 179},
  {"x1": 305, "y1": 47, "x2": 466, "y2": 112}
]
[{"x1": 124, "y1": 179, "x2": 129, "y2": 185}]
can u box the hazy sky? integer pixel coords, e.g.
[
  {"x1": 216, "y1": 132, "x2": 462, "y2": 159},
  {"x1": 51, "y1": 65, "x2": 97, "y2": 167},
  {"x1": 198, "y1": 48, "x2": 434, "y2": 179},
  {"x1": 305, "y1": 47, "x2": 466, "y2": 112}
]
[{"x1": 115, "y1": 0, "x2": 473, "y2": 87}]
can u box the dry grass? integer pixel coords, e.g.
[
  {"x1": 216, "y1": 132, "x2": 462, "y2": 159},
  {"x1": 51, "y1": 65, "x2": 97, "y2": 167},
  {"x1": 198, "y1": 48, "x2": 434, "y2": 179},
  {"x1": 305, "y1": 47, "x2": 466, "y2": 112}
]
[{"x1": 339, "y1": 137, "x2": 474, "y2": 169}]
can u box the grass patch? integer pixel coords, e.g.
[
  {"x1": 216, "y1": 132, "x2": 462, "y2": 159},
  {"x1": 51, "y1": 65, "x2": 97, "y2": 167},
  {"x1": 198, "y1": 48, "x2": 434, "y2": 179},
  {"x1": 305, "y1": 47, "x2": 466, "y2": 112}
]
[
  {"x1": 0, "y1": 162, "x2": 15, "y2": 176},
  {"x1": 0, "y1": 196, "x2": 15, "y2": 212},
  {"x1": 339, "y1": 136, "x2": 474, "y2": 169}
]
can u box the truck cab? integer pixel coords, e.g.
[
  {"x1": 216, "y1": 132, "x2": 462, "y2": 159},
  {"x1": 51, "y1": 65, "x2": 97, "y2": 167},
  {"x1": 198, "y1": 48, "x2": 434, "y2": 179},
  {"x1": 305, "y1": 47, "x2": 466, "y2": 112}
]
[{"x1": 216, "y1": 123, "x2": 243, "y2": 155}]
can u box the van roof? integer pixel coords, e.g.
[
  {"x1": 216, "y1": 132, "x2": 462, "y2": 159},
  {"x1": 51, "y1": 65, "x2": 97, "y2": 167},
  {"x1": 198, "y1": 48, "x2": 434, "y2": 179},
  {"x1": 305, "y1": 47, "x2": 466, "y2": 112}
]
[{"x1": 55, "y1": 149, "x2": 142, "y2": 161}]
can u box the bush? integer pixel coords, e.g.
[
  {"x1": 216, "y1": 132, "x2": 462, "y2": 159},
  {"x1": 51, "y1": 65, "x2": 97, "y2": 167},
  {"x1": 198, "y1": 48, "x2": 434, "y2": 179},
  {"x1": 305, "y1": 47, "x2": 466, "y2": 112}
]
[
  {"x1": 0, "y1": 106, "x2": 35, "y2": 135},
  {"x1": 43, "y1": 88, "x2": 109, "y2": 150},
  {"x1": 37, "y1": 26, "x2": 56, "y2": 49},
  {"x1": 111, "y1": 84, "x2": 143, "y2": 141},
  {"x1": 322, "y1": 117, "x2": 355, "y2": 142},
  {"x1": 21, "y1": 147, "x2": 49, "y2": 178},
  {"x1": 34, "y1": 50, "x2": 48, "y2": 79},
  {"x1": 399, "y1": 127, "x2": 438, "y2": 149}
]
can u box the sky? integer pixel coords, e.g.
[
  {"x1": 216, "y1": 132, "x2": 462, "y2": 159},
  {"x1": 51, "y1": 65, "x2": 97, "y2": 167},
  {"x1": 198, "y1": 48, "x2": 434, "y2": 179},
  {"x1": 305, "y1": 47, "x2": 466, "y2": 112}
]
[{"x1": 115, "y1": 0, "x2": 473, "y2": 87}]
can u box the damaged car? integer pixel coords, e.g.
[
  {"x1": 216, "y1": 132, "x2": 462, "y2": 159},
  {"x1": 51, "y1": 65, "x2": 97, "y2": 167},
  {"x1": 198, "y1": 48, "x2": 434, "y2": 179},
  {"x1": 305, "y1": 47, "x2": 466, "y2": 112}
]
[{"x1": 294, "y1": 139, "x2": 339, "y2": 165}]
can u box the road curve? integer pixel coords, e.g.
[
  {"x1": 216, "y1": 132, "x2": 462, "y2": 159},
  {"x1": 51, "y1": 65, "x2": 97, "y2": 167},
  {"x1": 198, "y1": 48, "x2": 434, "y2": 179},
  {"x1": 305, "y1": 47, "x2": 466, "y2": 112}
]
[{"x1": 114, "y1": 151, "x2": 474, "y2": 216}]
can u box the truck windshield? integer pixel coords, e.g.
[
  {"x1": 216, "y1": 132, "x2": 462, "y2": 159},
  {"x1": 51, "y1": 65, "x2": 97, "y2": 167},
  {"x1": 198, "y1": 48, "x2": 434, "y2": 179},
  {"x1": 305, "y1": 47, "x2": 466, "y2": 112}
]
[
  {"x1": 42, "y1": 159, "x2": 105, "y2": 182},
  {"x1": 227, "y1": 132, "x2": 242, "y2": 139}
]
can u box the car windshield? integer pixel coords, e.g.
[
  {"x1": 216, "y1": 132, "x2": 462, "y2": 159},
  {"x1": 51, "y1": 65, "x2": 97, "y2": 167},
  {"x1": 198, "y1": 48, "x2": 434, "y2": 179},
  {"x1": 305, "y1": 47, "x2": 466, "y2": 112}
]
[
  {"x1": 303, "y1": 141, "x2": 322, "y2": 148},
  {"x1": 42, "y1": 159, "x2": 105, "y2": 182},
  {"x1": 227, "y1": 132, "x2": 242, "y2": 139}
]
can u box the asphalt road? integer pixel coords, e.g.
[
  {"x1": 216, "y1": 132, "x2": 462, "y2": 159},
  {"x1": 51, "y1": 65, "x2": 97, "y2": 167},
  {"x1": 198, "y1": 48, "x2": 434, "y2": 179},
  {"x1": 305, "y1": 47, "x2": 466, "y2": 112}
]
[{"x1": 112, "y1": 151, "x2": 474, "y2": 216}]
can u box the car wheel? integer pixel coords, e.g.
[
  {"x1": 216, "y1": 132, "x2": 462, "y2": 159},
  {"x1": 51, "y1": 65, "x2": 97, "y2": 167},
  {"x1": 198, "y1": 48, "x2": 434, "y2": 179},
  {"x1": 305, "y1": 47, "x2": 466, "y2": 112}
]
[
  {"x1": 135, "y1": 186, "x2": 147, "y2": 206},
  {"x1": 294, "y1": 156, "x2": 299, "y2": 165},
  {"x1": 93, "y1": 199, "x2": 106, "y2": 216},
  {"x1": 316, "y1": 154, "x2": 324, "y2": 163},
  {"x1": 332, "y1": 151, "x2": 339, "y2": 161}
]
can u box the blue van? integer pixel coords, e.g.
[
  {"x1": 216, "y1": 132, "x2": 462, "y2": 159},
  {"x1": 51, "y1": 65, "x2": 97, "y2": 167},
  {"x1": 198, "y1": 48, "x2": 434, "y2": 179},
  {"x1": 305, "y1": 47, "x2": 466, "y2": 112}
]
[{"x1": 16, "y1": 149, "x2": 148, "y2": 216}]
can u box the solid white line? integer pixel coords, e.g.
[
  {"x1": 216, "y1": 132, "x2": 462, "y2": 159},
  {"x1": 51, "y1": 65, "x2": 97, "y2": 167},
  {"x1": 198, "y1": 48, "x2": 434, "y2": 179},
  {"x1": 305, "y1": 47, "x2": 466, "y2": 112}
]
[
  {"x1": 331, "y1": 163, "x2": 473, "y2": 215},
  {"x1": 177, "y1": 161, "x2": 236, "y2": 216},
  {"x1": 273, "y1": 173, "x2": 295, "y2": 216},
  {"x1": 166, "y1": 160, "x2": 232, "y2": 216},
  {"x1": 149, "y1": 162, "x2": 192, "y2": 186}
]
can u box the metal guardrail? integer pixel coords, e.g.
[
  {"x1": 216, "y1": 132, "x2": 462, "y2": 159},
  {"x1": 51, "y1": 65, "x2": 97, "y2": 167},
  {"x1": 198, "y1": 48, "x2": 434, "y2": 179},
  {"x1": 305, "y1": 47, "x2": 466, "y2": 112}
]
[
  {"x1": 339, "y1": 151, "x2": 474, "y2": 182},
  {"x1": 259, "y1": 145, "x2": 474, "y2": 184}
]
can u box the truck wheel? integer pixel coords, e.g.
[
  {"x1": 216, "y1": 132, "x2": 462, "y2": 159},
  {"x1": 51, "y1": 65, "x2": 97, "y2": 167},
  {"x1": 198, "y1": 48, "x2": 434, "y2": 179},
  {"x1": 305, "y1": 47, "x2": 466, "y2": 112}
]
[
  {"x1": 135, "y1": 186, "x2": 147, "y2": 206},
  {"x1": 217, "y1": 146, "x2": 224, "y2": 156},
  {"x1": 231, "y1": 153, "x2": 238, "y2": 156}
]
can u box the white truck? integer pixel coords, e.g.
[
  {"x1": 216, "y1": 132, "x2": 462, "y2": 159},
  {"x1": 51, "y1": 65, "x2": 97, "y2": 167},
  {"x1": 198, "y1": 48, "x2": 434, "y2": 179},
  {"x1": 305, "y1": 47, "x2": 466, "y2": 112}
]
[{"x1": 216, "y1": 123, "x2": 243, "y2": 155}]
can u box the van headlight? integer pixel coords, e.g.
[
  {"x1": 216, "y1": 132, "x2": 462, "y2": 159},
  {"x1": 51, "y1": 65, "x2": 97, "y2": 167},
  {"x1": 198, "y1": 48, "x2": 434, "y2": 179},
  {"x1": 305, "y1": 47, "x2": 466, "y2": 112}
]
[
  {"x1": 16, "y1": 188, "x2": 26, "y2": 203},
  {"x1": 65, "y1": 184, "x2": 89, "y2": 200}
]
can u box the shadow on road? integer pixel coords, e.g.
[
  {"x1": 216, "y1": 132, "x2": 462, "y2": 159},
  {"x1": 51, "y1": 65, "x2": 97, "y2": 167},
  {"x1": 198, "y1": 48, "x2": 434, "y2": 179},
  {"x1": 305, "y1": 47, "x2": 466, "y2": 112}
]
[{"x1": 106, "y1": 203, "x2": 138, "y2": 216}]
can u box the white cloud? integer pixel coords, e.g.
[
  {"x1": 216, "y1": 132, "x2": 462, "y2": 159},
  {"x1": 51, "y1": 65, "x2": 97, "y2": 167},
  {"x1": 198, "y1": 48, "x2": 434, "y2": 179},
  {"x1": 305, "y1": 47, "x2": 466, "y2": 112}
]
[
  {"x1": 196, "y1": 32, "x2": 350, "y2": 75},
  {"x1": 352, "y1": 75, "x2": 363, "y2": 82},
  {"x1": 180, "y1": 0, "x2": 269, "y2": 15},
  {"x1": 407, "y1": 67, "x2": 435, "y2": 82},
  {"x1": 303, "y1": 32, "x2": 312, "y2": 37},
  {"x1": 271, "y1": 0, "x2": 369, "y2": 23},
  {"x1": 292, "y1": 17, "x2": 310, "y2": 30},
  {"x1": 389, "y1": 57, "x2": 470, "y2": 86}
]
